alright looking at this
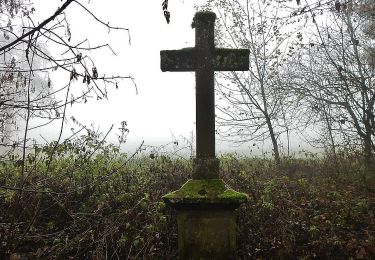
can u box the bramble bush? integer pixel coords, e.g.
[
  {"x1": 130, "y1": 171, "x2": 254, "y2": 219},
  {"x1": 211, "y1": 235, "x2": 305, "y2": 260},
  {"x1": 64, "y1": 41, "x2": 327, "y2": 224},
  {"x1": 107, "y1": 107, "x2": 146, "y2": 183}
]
[{"x1": 0, "y1": 135, "x2": 374, "y2": 259}]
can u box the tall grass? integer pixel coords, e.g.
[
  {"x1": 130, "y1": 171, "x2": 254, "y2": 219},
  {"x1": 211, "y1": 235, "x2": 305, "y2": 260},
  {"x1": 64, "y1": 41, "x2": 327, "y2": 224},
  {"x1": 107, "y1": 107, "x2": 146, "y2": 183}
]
[{"x1": 0, "y1": 138, "x2": 374, "y2": 259}]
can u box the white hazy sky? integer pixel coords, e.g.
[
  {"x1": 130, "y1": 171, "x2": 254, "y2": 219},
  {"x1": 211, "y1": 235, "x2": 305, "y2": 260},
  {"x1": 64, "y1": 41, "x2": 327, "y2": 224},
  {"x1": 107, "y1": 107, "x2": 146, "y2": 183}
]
[
  {"x1": 26, "y1": 0, "x2": 309, "y2": 155},
  {"x1": 29, "y1": 0, "x2": 219, "y2": 153}
]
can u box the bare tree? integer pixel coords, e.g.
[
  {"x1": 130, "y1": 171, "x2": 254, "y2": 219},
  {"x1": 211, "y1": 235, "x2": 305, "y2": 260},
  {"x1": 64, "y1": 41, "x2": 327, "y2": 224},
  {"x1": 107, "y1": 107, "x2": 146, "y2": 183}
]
[
  {"x1": 356, "y1": 0, "x2": 375, "y2": 61},
  {"x1": 200, "y1": 0, "x2": 305, "y2": 164},
  {"x1": 0, "y1": 0, "x2": 138, "y2": 247},
  {"x1": 0, "y1": 0, "x2": 134, "y2": 157},
  {"x1": 284, "y1": 0, "x2": 375, "y2": 171}
]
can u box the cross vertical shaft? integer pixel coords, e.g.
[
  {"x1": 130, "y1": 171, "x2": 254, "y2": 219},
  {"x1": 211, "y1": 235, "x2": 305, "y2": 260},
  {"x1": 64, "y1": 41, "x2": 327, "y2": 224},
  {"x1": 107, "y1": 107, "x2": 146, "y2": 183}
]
[
  {"x1": 194, "y1": 13, "x2": 216, "y2": 161},
  {"x1": 160, "y1": 11, "x2": 249, "y2": 179},
  {"x1": 196, "y1": 67, "x2": 215, "y2": 159}
]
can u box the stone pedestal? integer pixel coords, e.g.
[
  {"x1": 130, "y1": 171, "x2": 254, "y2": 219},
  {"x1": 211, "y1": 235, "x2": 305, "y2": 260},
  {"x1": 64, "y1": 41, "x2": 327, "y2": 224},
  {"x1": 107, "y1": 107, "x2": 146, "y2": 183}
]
[{"x1": 163, "y1": 179, "x2": 248, "y2": 259}]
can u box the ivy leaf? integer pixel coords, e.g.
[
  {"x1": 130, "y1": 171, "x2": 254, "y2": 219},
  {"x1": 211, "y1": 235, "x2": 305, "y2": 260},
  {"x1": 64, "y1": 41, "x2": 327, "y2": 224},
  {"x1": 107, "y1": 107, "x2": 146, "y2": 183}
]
[
  {"x1": 162, "y1": 0, "x2": 170, "y2": 24},
  {"x1": 162, "y1": 0, "x2": 168, "y2": 10},
  {"x1": 70, "y1": 68, "x2": 78, "y2": 81},
  {"x1": 335, "y1": 1, "x2": 341, "y2": 12},
  {"x1": 3, "y1": 31, "x2": 10, "y2": 40},
  {"x1": 76, "y1": 53, "x2": 82, "y2": 62},
  {"x1": 67, "y1": 24, "x2": 71, "y2": 42},
  {"x1": 92, "y1": 67, "x2": 98, "y2": 79},
  {"x1": 7, "y1": 19, "x2": 13, "y2": 31},
  {"x1": 164, "y1": 11, "x2": 170, "y2": 24}
]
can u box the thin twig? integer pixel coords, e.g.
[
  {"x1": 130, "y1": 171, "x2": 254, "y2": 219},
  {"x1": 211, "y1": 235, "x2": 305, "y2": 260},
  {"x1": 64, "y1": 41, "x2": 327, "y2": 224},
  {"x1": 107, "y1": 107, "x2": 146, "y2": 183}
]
[{"x1": 0, "y1": 0, "x2": 75, "y2": 53}]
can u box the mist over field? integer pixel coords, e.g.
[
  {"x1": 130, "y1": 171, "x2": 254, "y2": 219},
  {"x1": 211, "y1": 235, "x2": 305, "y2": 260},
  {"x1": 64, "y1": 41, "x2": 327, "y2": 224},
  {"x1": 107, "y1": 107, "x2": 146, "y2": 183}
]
[{"x1": 0, "y1": 0, "x2": 374, "y2": 259}]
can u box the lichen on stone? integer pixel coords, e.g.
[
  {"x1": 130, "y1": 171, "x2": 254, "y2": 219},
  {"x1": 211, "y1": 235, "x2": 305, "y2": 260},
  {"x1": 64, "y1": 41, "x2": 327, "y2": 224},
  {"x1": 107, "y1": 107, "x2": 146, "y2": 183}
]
[{"x1": 163, "y1": 179, "x2": 248, "y2": 208}]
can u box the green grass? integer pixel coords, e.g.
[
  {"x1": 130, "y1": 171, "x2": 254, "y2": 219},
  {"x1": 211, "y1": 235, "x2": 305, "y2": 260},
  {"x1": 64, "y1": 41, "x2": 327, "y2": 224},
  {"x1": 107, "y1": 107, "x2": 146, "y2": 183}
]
[{"x1": 0, "y1": 139, "x2": 374, "y2": 259}]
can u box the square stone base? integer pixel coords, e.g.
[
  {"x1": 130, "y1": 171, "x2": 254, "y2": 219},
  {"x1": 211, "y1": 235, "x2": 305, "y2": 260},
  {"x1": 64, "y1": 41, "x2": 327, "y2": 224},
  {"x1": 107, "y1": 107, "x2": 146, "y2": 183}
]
[{"x1": 177, "y1": 209, "x2": 237, "y2": 260}]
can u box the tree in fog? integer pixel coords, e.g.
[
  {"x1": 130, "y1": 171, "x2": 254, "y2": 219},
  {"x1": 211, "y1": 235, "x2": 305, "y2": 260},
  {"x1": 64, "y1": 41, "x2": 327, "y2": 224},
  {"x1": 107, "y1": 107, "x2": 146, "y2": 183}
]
[
  {"x1": 284, "y1": 0, "x2": 375, "y2": 170},
  {"x1": 0, "y1": 0, "x2": 133, "y2": 159},
  {"x1": 201, "y1": 0, "x2": 304, "y2": 164}
]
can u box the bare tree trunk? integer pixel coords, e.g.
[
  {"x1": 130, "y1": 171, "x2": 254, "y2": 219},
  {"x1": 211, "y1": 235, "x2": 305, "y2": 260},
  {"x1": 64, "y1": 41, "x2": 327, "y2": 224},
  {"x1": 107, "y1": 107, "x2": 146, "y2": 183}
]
[
  {"x1": 363, "y1": 125, "x2": 374, "y2": 173},
  {"x1": 260, "y1": 77, "x2": 280, "y2": 164},
  {"x1": 323, "y1": 108, "x2": 337, "y2": 157},
  {"x1": 266, "y1": 115, "x2": 280, "y2": 165}
]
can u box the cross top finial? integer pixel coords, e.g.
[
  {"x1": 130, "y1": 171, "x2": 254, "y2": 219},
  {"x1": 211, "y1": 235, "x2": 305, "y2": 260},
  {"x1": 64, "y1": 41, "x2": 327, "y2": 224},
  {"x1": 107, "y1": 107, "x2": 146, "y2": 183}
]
[
  {"x1": 192, "y1": 11, "x2": 216, "y2": 27},
  {"x1": 191, "y1": 11, "x2": 216, "y2": 49}
]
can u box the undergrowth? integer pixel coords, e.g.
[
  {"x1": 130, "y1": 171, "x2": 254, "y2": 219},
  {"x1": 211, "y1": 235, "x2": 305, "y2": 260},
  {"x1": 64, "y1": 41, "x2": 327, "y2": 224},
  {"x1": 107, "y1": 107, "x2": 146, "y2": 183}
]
[{"x1": 0, "y1": 136, "x2": 374, "y2": 259}]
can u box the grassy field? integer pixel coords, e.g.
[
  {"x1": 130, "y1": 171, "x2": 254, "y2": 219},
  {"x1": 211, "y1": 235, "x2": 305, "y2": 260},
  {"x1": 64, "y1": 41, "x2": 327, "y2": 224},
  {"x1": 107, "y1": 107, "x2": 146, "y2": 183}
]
[{"x1": 0, "y1": 138, "x2": 374, "y2": 259}]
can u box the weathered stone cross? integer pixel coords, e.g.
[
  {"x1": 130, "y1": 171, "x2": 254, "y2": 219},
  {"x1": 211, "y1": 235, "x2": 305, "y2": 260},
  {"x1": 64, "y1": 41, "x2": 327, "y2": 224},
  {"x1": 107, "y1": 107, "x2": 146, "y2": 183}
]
[
  {"x1": 161, "y1": 11, "x2": 249, "y2": 179},
  {"x1": 161, "y1": 12, "x2": 249, "y2": 259}
]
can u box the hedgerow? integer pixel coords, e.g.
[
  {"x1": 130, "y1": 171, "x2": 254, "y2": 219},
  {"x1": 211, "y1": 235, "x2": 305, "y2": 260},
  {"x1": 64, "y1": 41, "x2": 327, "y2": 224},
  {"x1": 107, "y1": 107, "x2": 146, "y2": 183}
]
[{"x1": 0, "y1": 136, "x2": 374, "y2": 259}]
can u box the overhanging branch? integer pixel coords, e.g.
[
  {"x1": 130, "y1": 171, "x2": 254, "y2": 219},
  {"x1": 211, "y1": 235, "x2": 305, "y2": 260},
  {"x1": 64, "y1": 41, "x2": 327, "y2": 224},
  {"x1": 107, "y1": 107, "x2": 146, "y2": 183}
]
[{"x1": 0, "y1": 0, "x2": 74, "y2": 54}]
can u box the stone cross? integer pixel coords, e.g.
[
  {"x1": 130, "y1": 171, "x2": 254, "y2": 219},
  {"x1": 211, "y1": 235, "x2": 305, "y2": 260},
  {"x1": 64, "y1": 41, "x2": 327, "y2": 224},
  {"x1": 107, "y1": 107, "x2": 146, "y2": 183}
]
[
  {"x1": 161, "y1": 12, "x2": 249, "y2": 259},
  {"x1": 161, "y1": 11, "x2": 249, "y2": 179}
]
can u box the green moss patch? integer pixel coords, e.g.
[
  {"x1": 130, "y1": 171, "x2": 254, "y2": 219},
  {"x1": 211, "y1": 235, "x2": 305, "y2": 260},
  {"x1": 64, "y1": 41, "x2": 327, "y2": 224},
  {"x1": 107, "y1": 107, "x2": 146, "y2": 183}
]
[{"x1": 163, "y1": 179, "x2": 248, "y2": 207}]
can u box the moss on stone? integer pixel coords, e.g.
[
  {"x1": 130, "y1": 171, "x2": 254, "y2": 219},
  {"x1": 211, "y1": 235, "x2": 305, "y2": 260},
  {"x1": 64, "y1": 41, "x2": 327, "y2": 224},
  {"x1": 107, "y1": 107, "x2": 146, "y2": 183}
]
[{"x1": 163, "y1": 179, "x2": 248, "y2": 208}]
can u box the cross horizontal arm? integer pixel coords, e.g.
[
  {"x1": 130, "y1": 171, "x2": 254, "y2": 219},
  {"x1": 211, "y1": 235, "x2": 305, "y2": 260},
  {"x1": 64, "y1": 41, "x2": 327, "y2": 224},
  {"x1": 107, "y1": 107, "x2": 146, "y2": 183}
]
[
  {"x1": 214, "y1": 48, "x2": 249, "y2": 71},
  {"x1": 161, "y1": 48, "x2": 196, "y2": 72},
  {"x1": 160, "y1": 48, "x2": 250, "y2": 72}
]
